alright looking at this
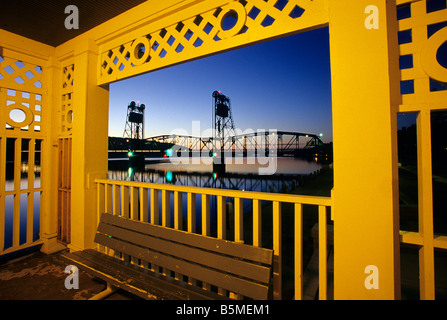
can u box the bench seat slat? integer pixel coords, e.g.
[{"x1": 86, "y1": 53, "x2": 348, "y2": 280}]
[
  {"x1": 62, "y1": 249, "x2": 227, "y2": 300},
  {"x1": 100, "y1": 213, "x2": 272, "y2": 265},
  {"x1": 96, "y1": 222, "x2": 271, "y2": 283},
  {"x1": 96, "y1": 233, "x2": 270, "y2": 300}
]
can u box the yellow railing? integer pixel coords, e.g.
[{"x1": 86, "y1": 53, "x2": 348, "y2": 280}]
[
  {"x1": 400, "y1": 231, "x2": 447, "y2": 250},
  {"x1": 399, "y1": 230, "x2": 447, "y2": 298},
  {"x1": 0, "y1": 137, "x2": 44, "y2": 256},
  {"x1": 95, "y1": 178, "x2": 332, "y2": 300}
]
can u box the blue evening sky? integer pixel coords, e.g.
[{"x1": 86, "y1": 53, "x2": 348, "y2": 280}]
[{"x1": 108, "y1": 27, "x2": 333, "y2": 142}]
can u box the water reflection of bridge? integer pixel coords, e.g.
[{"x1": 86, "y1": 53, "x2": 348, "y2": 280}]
[{"x1": 107, "y1": 169, "x2": 304, "y2": 194}]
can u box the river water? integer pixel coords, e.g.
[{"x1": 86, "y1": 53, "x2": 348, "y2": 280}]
[{"x1": 108, "y1": 156, "x2": 323, "y2": 193}]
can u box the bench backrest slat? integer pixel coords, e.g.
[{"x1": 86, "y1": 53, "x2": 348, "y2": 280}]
[
  {"x1": 95, "y1": 213, "x2": 273, "y2": 300},
  {"x1": 97, "y1": 222, "x2": 271, "y2": 283},
  {"x1": 100, "y1": 213, "x2": 272, "y2": 264}
]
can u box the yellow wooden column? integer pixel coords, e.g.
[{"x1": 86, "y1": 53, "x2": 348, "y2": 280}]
[
  {"x1": 329, "y1": 0, "x2": 401, "y2": 299},
  {"x1": 40, "y1": 56, "x2": 67, "y2": 254},
  {"x1": 69, "y1": 39, "x2": 110, "y2": 252}
]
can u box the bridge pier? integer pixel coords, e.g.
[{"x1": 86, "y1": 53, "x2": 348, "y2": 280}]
[{"x1": 213, "y1": 159, "x2": 226, "y2": 175}]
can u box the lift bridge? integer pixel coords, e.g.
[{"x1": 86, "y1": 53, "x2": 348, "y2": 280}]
[
  {"x1": 145, "y1": 131, "x2": 325, "y2": 157},
  {"x1": 109, "y1": 131, "x2": 327, "y2": 159},
  {"x1": 109, "y1": 91, "x2": 329, "y2": 161}
]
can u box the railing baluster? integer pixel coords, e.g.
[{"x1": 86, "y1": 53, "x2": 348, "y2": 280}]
[
  {"x1": 160, "y1": 193, "x2": 169, "y2": 276},
  {"x1": 149, "y1": 188, "x2": 159, "y2": 272},
  {"x1": 105, "y1": 183, "x2": 112, "y2": 214},
  {"x1": 187, "y1": 193, "x2": 196, "y2": 233},
  {"x1": 201, "y1": 194, "x2": 211, "y2": 291},
  {"x1": 26, "y1": 188, "x2": 35, "y2": 245},
  {"x1": 150, "y1": 189, "x2": 159, "y2": 225},
  {"x1": 173, "y1": 190, "x2": 183, "y2": 280},
  {"x1": 139, "y1": 187, "x2": 150, "y2": 270},
  {"x1": 417, "y1": 109, "x2": 435, "y2": 300},
  {"x1": 0, "y1": 137, "x2": 6, "y2": 252},
  {"x1": 253, "y1": 199, "x2": 261, "y2": 247},
  {"x1": 121, "y1": 186, "x2": 129, "y2": 219},
  {"x1": 217, "y1": 195, "x2": 227, "y2": 296},
  {"x1": 130, "y1": 186, "x2": 138, "y2": 221},
  {"x1": 234, "y1": 198, "x2": 243, "y2": 243},
  {"x1": 319, "y1": 205, "x2": 327, "y2": 300},
  {"x1": 110, "y1": 184, "x2": 120, "y2": 257},
  {"x1": 97, "y1": 182, "x2": 105, "y2": 253},
  {"x1": 140, "y1": 188, "x2": 148, "y2": 222},
  {"x1": 162, "y1": 189, "x2": 170, "y2": 227},
  {"x1": 187, "y1": 192, "x2": 196, "y2": 286},
  {"x1": 112, "y1": 185, "x2": 120, "y2": 216},
  {"x1": 121, "y1": 185, "x2": 130, "y2": 261},
  {"x1": 174, "y1": 191, "x2": 182, "y2": 230},
  {"x1": 217, "y1": 195, "x2": 226, "y2": 240},
  {"x1": 273, "y1": 201, "x2": 282, "y2": 300},
  {"x1": 294, "y1": 203, "x2": 303, "y2": 300},
  {"x1": 202, "y1": 194, "x2": 210, "y2": 236},
  {"x1": 26, "y1": 138, "x2": 35, "y2": 244},
  {"x1": 13, "y1": 138, "x2": 21, "y2": 248}
]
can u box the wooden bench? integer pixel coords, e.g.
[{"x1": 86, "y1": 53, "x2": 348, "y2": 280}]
[{"x1": 62, "y1": 213, "x2": 274, "y2": 300}]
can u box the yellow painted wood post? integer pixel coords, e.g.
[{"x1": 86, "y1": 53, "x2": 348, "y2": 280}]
[
  {"x1": 105, "y1": 184, "x2": 113, "y2": 214},
  {"x1": 187, "y1": 192, "x2": 196, "y2": 233},
  {"x1": 329, "y1": 0, "x2": 401, "y2": 299},
  {"x1": 0, "y1": 138, "x2": 5, "y2": 252},
  {"x1": 201, "y1": 194, "x2": 210, "y2": 236},
  {"x1": 69, "y1": 39, "x2": 109, "y2": 252},
  {"x1": 162, "y1": 189, "x2": 171, "y2": 227},
  {"x1": 130, "y1": 186, "x2": 139, "y2": 220},
  {"x1": 234, "y1": 198, "x2": 243, "y2": 243},
  {"x1": 253, "y1": 199, "x2": 261, "y2": 247},
  {"x1": 294, "y1": 203, "x2": 303, "y2": 300},
  {"x1": 150, "y1": 189, "x2": 159, "y2": 224},
  {"x1": 273, "y1": 201, "x2": 282, "y2": 300},
  {"x1": 318, "y1": 206, "x2": 328, "y2": 300},
  {"x1": 174, "y1": 191, "x2": 182, "y2": 229},
  {"x1": 217, "y1": 195, "x2": 226, "y2": 240},
  {"x1": 40, "y1": 56, "x2": 66, "y2": 254},
  {"x1": 121, "y1": 186, "x2": 129, "y2": 219},
  {"x1": 140, "y1": 188, "x2": 148, "y2": 223},
  {"x1": 417, "y1": 109, "x2": 435, "y2": 300}
]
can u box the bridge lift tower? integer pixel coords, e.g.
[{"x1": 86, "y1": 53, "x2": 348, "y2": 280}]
[
  {"x1": 123, "y1": 100, "x2": 145, "y2": 168},
  {"x1": 212, "y1": 90, "x2": 236, "y2": 174},
  {"x1": 123, "y1": 100, "x2": 145, "y2": 140}
]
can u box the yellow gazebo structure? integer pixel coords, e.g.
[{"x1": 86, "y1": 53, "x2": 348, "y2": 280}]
[{"x1": 1, "y1": 0, "x2": 446, "y2": 300}]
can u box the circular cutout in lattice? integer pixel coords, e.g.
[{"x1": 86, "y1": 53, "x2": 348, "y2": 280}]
[
  {"x1": 218, "y1": 2, "x2": 247, "y2": 40},
  {"x1": 67, "y1": 110, "x2": 73, "y2": 124},
  {"x1": 421, "y1": 27, "x2": 447, "y2": 83},
  {"x1": 222, "y1": 10, "x2": 238, "y2": 31},
  {"x1": 437, "y1": 41, "x2": 447, "y2": 69},
  {"x1": 131, "y1": 37, "x2": 151, "y2": 66},
  {"x1": 5, "y1": 103, "x2": 34, "y2": 128},
  {"x1": 66, "y1": 109, "x2": 73, "y2": 130}
]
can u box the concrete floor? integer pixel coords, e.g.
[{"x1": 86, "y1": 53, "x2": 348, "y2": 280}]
[
  {"x1": 0, "y1": 249, "x2": 138, "y2": 300},
  {"x1": 1, "y1": 246, "x2": 445, "y2": 300}
]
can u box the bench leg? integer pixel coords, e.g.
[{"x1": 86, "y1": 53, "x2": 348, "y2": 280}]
[{"x1": 89, "y1": 283, "x2": 119, "y2": 300}]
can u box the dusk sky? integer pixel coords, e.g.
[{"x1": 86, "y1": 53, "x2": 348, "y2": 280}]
[{"x1": 108, "y1": 26, "x2": 333, "y2": 142}]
